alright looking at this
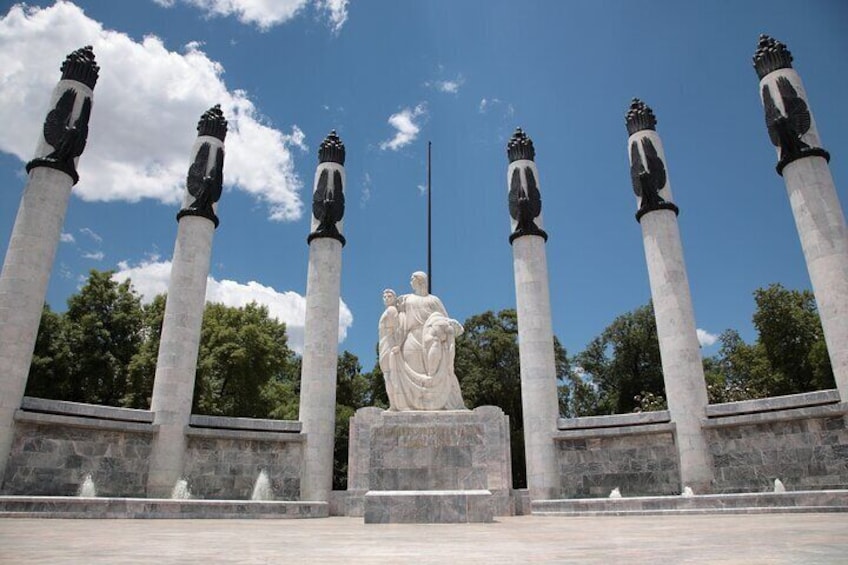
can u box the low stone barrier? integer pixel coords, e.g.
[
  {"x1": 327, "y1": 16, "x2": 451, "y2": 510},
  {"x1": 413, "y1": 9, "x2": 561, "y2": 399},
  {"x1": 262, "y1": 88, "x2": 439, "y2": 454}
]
[
  {"x1": 704, "y1": 390, "x2": 848, "y2": 492},
  {"x1": 554, "y1": 411, "x2": 680, "y2": 498},
  {"x1": 1, "y1": 397, "x2": 306, "y2": 501}
]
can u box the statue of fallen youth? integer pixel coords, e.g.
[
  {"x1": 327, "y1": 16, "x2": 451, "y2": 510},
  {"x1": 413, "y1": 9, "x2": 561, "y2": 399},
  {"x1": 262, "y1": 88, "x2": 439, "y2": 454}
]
[{"x1": 378, "y1": 272, "x2": 467, "y2": 411}]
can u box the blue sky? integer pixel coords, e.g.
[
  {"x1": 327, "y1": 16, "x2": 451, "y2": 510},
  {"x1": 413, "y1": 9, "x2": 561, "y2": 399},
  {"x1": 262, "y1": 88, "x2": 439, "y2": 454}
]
[{"x1": 0, "y1": 1, "x2": 846, "y2": 369}]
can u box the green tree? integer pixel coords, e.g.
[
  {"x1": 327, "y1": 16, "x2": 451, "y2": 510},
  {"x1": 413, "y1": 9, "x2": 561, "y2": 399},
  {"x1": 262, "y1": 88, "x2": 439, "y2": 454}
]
[
  {"x1": 25, "y1": 305, "x2": 73, "y2": 400},
  {"x1": 193, "y1": 302, "x2": 295, "y2": 418},
  {"x1": 752, "y1": 283, "x2": 833, "y2": 394},
  {"x1": 123, "y1": 294, "x2": 167, "y2": 408},
  {"x1": 575, "y1": 303, "x2": 664, "y2": 414},
  {"x1": 333, "y1": 351, "x2": 370, "y2": 489},
  {"x1": 62, "y1": 270, "x2": 144, "y2": 405}
]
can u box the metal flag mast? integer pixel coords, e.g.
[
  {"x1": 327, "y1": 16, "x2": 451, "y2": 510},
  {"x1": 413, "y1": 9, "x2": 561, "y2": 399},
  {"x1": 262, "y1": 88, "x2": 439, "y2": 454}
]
[{"x1": 427, "y1": 140, "x2": 432, "y2": 294}]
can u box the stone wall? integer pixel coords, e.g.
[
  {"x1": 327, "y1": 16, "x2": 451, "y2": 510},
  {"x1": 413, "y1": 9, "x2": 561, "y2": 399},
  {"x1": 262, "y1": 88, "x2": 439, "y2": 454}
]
[
  {"x1": 2, "y1": 400, "x2": 156, "y2": 496},
  {"x1": 555, "y1": 411, "x2": 680, "y2": 498},
  {"x1": 183, "y1": 427, "x2": 304, "y2": 500},
  {"x1": 704, "y1": 390, "x2": 848, "y2": 493},
  {"x1": 1, "y1": 398, "x2": 306, "y2": 500}
]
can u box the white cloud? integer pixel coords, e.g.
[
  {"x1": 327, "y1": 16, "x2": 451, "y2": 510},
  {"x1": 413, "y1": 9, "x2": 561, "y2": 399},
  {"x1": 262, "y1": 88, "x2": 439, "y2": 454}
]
[
  {"x1": 360, "y1": 172, "x2": 371, "y2": 208},
  {"x1": 379, "y1": 104, "x2": 427, "y2": 151},
  {"x1": 156, "y1": 0, "x2": 348, "y2": 32},
  {"x1": 697, "y1": 328, "x2": 719, "y2": 347},
  {"x1": 168, "y1": 0, "x2": 308, "y2": 30},
  {"x1": 427, "y1": 75, "x2": 464, "y2": 94},
  {"x1": 316, "y1": 0, "x2": 349, "y2": 34},
  {"x1": 479, "y1": 97, "x2": 514, "y2": 117},
  {"x1": 112, "y1": 259, "x2": 353, "y2": 353},
  {"x1": 82, "y1": 251, "x2": 105, "y2": 261},
  {"x1": 0, "y1": 3, "x2": 304, "y2": 222},
  {"x1": 79, "y1": 227, "x2": 102, "y2": 244},
  {"x1": 60, "y1": 232, "x2": 75, "y2": 243}
]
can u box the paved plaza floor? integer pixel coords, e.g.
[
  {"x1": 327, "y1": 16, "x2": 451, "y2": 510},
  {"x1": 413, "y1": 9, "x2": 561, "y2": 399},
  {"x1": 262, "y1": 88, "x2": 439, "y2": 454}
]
[{"x1": 1, "y1": 513, "x2": 846, "y2": 564}]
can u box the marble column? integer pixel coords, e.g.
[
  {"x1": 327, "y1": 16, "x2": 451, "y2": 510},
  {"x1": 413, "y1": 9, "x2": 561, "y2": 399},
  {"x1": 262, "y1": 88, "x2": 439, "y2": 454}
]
[
  {"x1": 753, "y1": 35, "x2": 848, "y2": 401},
  {"x1": 0, "y1": 47, "x2": 99, "y2": 479},
  {"x1": 626, "y1": 99, "x2": 713, "y2": 492},
  {"x1": 146, "y1": 106, "x2": 228, "y2": 497},
  {"x1": 299, "y1": 131, "x2": 346, "y2": 502},
  {"x1": 506, "y1": 128, "x2": 559, "y2": 500}
]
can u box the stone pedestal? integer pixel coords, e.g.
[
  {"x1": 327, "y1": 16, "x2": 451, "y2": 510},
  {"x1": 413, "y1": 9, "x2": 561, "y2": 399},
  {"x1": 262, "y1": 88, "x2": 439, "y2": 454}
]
[
  {"x1": 347, "y1": 406, "x2": 512, "y2": 522},
  {"x1": 364, "y1": 490, "x2": 493, "y2": 523}
]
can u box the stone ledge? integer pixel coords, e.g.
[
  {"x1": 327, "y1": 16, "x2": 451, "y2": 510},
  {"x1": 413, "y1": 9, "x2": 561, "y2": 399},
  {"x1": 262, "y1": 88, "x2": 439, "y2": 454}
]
[
  {"x1": 706, "y1": 389, "x2": 840, "y2": 418},
  {"x1": 558, "y1": 410, "x2": 670, "y2": 430},
  {"x1": 364, "y1": 490, "x2": 493, "y2": 523},
  {"x1": 531, "y1": 489, "x2": 848, "y2": 516},
  {"x1": 185, "y1": 426, "x2": 305, "y2": 443},
  {"x1": 0, "y1": 496, "x2": 327, "y2": 519},
  {"x1": 13, "y1": 410, "x2": 158, "y2": 434},
  {"x1": 702, "y1": 403, "x2": 848, "y2": 429},
  {"x1": 553, "y1": 422, "x2": 675, "y2": 440},
  {"x1": 189, "y1": 414, "x2": 301, "y2": 433},
  {"x1": 20, "y1": 397, "x2": 154, "y2": 423}
]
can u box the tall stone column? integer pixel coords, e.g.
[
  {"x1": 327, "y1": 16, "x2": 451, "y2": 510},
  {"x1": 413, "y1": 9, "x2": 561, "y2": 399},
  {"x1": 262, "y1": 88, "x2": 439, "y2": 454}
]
[
  {"x1": 147, "y1": 106, "x2": 227, "y2": 497},
  {"x1": 0, "y1": 47, "x2": 98, "y2": 479},
  {"x1": 753, "y1": 35, "x2": 848, "y2": 401},
  {"x1": 299, "y1": 131, "x2": 346, "y2": 502},
  {"x1": 626, "y1": 99, "x2": 713, "y2": 492},
  {"x1": 506, "y1": 128, "x2": 559, "y2": 500}
]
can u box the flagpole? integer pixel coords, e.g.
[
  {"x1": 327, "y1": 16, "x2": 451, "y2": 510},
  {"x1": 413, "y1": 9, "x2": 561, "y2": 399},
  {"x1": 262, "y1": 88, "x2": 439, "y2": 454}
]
[{"x1": 427, "y1": 140, "x2": 432, "y2": 294}]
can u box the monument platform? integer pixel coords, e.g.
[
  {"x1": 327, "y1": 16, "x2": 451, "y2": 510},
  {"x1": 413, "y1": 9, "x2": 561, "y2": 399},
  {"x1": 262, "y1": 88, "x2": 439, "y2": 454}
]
[{"x1": 346, "y1": 406, "x2": 513, "y2": 522}]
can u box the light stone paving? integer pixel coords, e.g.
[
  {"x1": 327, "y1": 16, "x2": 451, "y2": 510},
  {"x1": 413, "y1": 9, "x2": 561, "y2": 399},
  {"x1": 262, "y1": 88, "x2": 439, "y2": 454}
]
[{"x1": 1, "y1": 514, "x2": 846, "y2": 564}]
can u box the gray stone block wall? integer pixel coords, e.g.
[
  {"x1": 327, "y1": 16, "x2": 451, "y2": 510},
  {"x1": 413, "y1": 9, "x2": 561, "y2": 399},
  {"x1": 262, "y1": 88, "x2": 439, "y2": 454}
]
[
  {"x1": 2, "y1": 419, "x2": 155, "y2": 497},
  {"x1": 555, "y1": 426, "x2": 681, "y2": 498},
  {"x1": 182, "y1": 431, "x2": 304, "y2": 500},
  {"x1": 705, "y1": 405, "x2": 848, "y2": 493}
]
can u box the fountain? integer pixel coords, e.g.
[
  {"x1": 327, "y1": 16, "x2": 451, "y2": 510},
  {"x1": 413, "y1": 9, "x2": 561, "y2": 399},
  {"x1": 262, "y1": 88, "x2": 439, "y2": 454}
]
[
  {"x1": 774, "y1": 479, "x2": 786, "y2": 493},
  {"x1": 251, "y1": 469, "x2": 274, "y2": 501},
  {"x1": 681, "y1": 486, "x2": 695, "y2": 497},
  {"x1": 77, "y1": 474, "x2": 97, "y2": 497},
  {"x1": 608, "y1": 487, "x2": 621, "y2": 499},
  {"x1": 171, "y1": 479, "x2": 192, "y2": 500}
]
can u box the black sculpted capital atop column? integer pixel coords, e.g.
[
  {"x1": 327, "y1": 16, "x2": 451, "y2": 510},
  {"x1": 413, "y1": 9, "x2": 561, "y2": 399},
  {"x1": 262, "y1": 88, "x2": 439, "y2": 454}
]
[
  {"x1": 177, "y1": 105, "x2": 228, "y2": 227},
  {"x1": 26, "y1": 46, "x2": 99, "y2": 184},
  {"x1": 309, "y1": 130, "x2": 346, "y2": 246},
  {"x1": 625, "y1": 100, "x2": 679, "y2": 222},
  {"x1": 507, "y1": 128, "x2": 547, "y2": 243}
]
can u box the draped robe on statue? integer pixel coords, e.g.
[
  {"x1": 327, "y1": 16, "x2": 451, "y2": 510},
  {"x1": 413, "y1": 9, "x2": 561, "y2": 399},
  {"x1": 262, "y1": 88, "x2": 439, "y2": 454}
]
[{"x1": 379, "y1": 290, "x2": 466, "y2": 411}]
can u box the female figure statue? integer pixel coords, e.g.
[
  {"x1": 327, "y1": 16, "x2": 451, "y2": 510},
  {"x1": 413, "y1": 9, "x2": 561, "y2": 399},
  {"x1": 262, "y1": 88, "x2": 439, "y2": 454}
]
[{"x1": 378, "y1": 272, "x2": 466, "y2": 411}]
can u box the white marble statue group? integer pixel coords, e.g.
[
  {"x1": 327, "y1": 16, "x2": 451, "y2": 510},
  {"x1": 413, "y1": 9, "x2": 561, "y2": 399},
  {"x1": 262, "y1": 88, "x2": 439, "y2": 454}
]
[{"x1": 378, "y1": 272, "x2": 467, "y2": 411}]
